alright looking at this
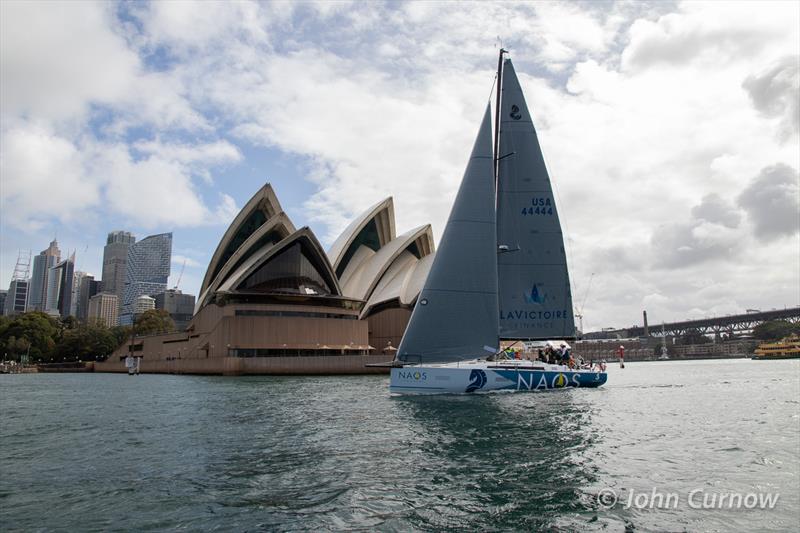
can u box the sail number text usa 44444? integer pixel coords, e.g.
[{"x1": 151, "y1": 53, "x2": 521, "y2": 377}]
[{"x1": 521, "y1": 197, "x2": 553, "y2": 216}]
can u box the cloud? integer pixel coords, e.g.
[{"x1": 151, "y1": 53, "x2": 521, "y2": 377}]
[
  {"x1": 0, "y1": 124, "x2": 101, "y2": 231},
  {"x1": 742, "y1": 56, "x2": 800, "y2": 139},
  {"x1": 1, "y1": 1, "x2": 137, "y2": 123},
  {"x1": 133, "y1": 0, "x2": 270, "y2": 53},
  {"x1": 0, "y1": 1, "x2": 240, "y2": 234},
  {"x1": 737, "y1": 164, "x2": 800, "y2": 240},
  {"x1": 171, "y1": 255, "x2": 203, "y2": 268},
  {"x1": 621, "y1": 2, "x2": 797, "y2": 71},
  {"x1": 650, "y1": 220, "x2": 740, "y2": 268},
  {"x1": 214, "y1": 193, "x2": 239, "y2": 225},
  {"x1": 91, "y1": 142, "x2": 242, "y2": 229},
  {"x1": 0, "y1": 124, "x2": 243, "y2": 231},
  {"x1": 133, "y1": 139, "x2": 242, "y2": 183},
  {"x1": 0, "y1": 1, "x2": 204, "y2": 132},
  {"x1": 690, "y1": 193, "x2": 741, "y2": 228},
  {"x1": 1, "y1": 1, "x2": 798, "y2": 327}
]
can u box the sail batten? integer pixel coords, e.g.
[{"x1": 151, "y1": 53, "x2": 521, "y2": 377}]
[
  {"x1": 396, "y1": 104, "x2": 498, "y2": 364},
  {"x1": 497, "y1": 59, "x2": 575, "y2": 340}
]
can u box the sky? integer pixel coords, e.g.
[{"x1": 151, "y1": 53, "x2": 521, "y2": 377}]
[{"x1": 1, "y1": 0, "x2": 798, "y2": 332}]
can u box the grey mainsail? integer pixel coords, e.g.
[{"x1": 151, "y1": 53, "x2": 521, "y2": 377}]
[
  {"x1": 496, "y1": 59, "x2": 575, "y2": 339},
  {"x1": 396, "y1": 105, "x2": 498, "y2": 363}
]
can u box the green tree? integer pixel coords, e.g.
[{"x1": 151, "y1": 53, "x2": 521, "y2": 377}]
[
  {"x1": 753, "y1": 320, "x2": 800, "y2": 341},
  {"x1": 61, "y1": 315, "x2": 79, "y2": 331},
  {"x1": 134, "y1": 309, "x2": 175, "y2": 335},
  {"x1": 109, "y1": 325, "x2": 133, "y2": 349},
  {"x1": 0, "y1": 312, "x2": 60, "y2": 362},
  {"x1": 53, "y1": 323, "x2": 118, "y2": 362}
]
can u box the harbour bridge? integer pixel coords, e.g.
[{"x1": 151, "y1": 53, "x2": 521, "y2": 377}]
[{"x1": 584, "y1": 306, "x2": 800, "y2": 340}]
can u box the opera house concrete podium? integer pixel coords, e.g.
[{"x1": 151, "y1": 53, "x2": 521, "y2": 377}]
[{"x1": 95, "y1": 184, "x2": 434, "y2": 375}]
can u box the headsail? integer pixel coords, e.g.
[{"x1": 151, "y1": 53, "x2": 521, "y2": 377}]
[
  {"x1": 397, "y1": 105, "x2": 498, "y2": 363},
  {"x1": 496, "y1": 59, "x2": 575, "y2": 339}
]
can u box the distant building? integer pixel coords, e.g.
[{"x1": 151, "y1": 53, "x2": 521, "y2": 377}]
[
  {"x1": 154, "y1": 289, "x2": 195, "y2": 331},
  {"x1": 45, "y1": 254, "x2": 75, "y2": 319},
  {"x1": 0, "y1": 290, "x2": 6, "y2": 316},
  {"x1": 88, "y1": 293, "x2": 118, "y2": 328},
  {"x1": 101, "y1": 231, "x2": 135, "y2": 323},
  {"x1": 119, "y1": 233, "x2": 172, "y2": 326},
  {"x1": 28, "y1": 240, "x2": 61, "y2": 311},
  {"x1": 76, "y1": 275, "x2": 101, "y2": 322},
  {"x1": 4, "y1": 279, "x2": 29, "y2": 316},
  {"x1": 70, "y1": 271, "x2": 89, "y2": 317},
  {"x1": 133, "y1": 295, "x2": 155, "y2": 318}
]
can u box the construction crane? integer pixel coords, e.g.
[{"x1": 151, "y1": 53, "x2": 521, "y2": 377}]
[
  {"x1": 574, "y1": 272, "x2": 595, "y2": 337},
  {"x1": 173, "y1": 259, "x2": 187, "y2": 291},
  {"x1": 11, "y1": 250, "x2": 32, "y2": 280}
]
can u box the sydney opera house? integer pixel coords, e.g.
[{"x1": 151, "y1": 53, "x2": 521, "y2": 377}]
[{"x1": 96, "y1": 184, "x2": 434, "y2": 375}]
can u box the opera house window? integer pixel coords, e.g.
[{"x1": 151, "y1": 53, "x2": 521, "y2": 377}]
[{"x1": 239, "y1": 242, "x2": 333, "y2": 295}]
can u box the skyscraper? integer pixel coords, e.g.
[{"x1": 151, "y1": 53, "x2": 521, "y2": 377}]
[
  {"x1": 4, "y1": 280, "x2": 28, "y2": 316},
  {"x1": 134, "y1": 295, "x2": 156, "y2": 316},
  {"x1": 29, "y1": 240, "x2": 61, "y2": 311},
  {"x1": 6, "y1": 250, "x2": 31, "y2": 316},
  {"x1": 88, "y1": 293, "x2": 118, "y2": 328},
  {"x1": 101, "y1": 231, "x2": 135, "y2": 322},
  {"x1": 119, "y1": 233, "x2": 172, "y2": 326},
  {"x1": 76, "y1": 274, "x2": 101, "y2": 322},
  {"x1": 154, "y1": 289, "x2": 196, "y2": 331},
  {"x1": 45, "y1": 253, "x2": 75, "y2": 318},
  {"x1": 70, "y1": 271, "x2": 88, "y2": 317}
]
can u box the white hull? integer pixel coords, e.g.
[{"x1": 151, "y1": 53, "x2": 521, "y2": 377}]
[{"x1": 390, "y1": 359, "x2": 607, "y2": 395}]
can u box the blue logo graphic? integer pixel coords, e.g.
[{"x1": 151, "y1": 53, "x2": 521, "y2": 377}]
[
  {"x1": 466, "y1": 369, "x2": 487, "y2": 393},
  {"x1": 524, "y1": 283, "x2": 546, "y2": 305},
  {"x1": 510, "y1": 104, "x2": 522, "y2": 120}
]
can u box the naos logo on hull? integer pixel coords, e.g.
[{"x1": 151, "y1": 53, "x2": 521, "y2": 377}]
[{"x1": 398, "y1": 371, "x2": 427, "y2": 381}]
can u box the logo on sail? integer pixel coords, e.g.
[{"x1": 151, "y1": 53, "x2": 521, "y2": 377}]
[
  {"x1": 466, "y1": 369, "x2": 487, "y2": 393},
  {"x1": 524, "y1": 283, "x2": 547, "y2": 305},
  {"x1": 510, "y1": 104, "x2": 522, "y2": 120}
]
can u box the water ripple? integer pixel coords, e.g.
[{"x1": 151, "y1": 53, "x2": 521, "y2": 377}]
[{"x1": 1, "y1": 361, "x2": 798, "y2": 531}]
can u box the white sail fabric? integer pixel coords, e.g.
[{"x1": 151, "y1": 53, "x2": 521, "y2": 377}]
[
  {"x1": 397, "y1": 105, "x2": 498, "y2": 363},
  {"x1": 497, "y1": 59, "x2": 575, "y2": 339}
]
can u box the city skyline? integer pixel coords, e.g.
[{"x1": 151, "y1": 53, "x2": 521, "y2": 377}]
[{"x1": 1, "y1": 1, "x2": 798, "y2": 331}]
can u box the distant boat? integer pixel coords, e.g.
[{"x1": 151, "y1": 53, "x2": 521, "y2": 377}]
[
  {"x1": 751, "y1": 335, "x2": 800, "y2": 360},
  {"x1": 389, "y1": 50, "x2": 607, "y2": 394}
]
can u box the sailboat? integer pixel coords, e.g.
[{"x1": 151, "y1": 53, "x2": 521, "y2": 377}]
[{"x1": 389, "y1": 50, "x2": 608, "y2": 394}]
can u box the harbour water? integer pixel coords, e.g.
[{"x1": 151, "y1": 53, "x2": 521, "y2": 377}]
[{"x1": 1, "y1": 359, "x2": 798, "y2": 531}]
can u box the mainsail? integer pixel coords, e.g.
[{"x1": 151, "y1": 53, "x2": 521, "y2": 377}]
[
  {"x1": 496, "y1": 59, "x2": 575, "y2": 339},
  {"x1": 396, "y1": 105, "x2": 498, "y2": 363}
]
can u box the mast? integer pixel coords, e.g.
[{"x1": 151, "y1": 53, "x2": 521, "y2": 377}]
[{"x1": 493, "y1": 48, "x2": 507, "y2": 190}]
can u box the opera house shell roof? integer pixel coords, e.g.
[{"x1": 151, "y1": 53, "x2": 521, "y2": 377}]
[
  {"x1": 98, "y1": 182, "x2": 436, "y2": 376},
  {"x1": 328, "y1": 197, "x2": 435, "y2": 318},
  {"x1": 197, "y1": 184, "x2": 435, "y2": 319}
]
